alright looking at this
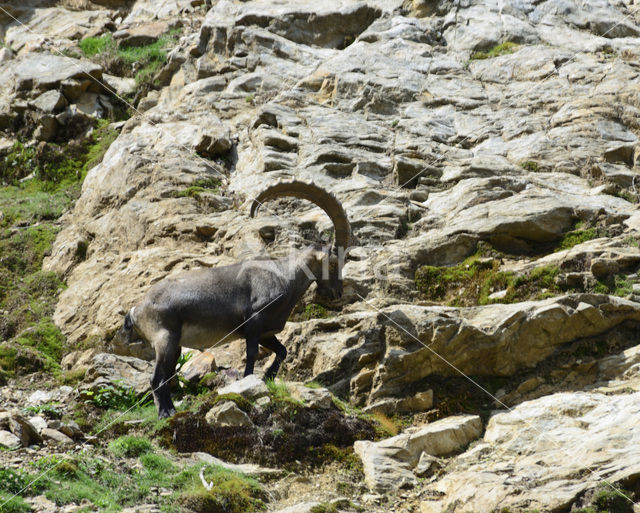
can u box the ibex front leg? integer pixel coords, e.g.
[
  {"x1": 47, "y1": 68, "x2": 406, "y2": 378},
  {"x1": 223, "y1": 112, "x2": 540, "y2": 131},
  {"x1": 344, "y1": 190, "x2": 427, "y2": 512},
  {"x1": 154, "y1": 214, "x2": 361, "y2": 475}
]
[
  {"x1": 151, "y1": 330, "x2": 180, "y2": 418},
  {"x1": 244, "y1": 335, "x2": 260, "y2": 377}
]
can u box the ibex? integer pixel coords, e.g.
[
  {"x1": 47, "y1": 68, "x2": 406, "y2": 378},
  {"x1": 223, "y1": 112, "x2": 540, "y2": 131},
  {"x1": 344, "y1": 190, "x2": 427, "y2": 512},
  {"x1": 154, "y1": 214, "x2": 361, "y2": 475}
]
[{"x1": 117, "y1": 181, "x2": 353, "y2": 418}]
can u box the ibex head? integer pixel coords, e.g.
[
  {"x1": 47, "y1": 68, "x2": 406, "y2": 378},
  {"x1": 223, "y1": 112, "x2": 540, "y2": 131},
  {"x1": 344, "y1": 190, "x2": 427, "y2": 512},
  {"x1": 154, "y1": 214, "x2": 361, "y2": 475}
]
[{"x1": 250, "y1": 180, "x2": 354, "y2": 301}]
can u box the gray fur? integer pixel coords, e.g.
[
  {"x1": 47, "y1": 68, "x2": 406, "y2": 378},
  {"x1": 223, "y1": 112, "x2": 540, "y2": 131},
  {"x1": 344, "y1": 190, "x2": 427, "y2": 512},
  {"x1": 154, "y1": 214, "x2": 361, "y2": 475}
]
[{"x1": 122, "y1": 246, "x2": 343, "y2": 418}]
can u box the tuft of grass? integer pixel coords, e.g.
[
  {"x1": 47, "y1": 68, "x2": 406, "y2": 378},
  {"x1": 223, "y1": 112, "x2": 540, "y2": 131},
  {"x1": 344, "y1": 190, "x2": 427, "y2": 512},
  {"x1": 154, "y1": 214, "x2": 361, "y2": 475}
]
[
  {"x1": 370, "y1": 411, "x2": 401, "y2": 437},
  {"x1": 91, "y1": 403, "x2": 168, "y2": 436},
  {"x1": 471, "y1": 42, "x2": 519, "y2": 60},
  {"x1": 173, "y1": 177, "x2": 222, "y2": 199},
  {"x1": 78, "y1": 34, "x2": 117, "y2": 57},
  {"x1": 265, "y1": 379, "x2": 303, "y2": 406},
  {"x1": 108, "y1": 436, "x2": 154, "y2": 458}
]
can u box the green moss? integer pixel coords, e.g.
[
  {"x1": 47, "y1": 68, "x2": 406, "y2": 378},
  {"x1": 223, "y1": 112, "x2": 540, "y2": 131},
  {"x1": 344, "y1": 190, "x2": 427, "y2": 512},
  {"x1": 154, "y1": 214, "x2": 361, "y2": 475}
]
[
  {"x1": 140, "y1": 453, "x2": 177, "y2": 474},
  {"x1": 108, "y1": 436, "x2": 154, "y2": 458},
  {"x1": 15, "y1": 318, "x2": 65, "y2": 366},
  {"x1": 471, "y1": 42, "x2": 519, "y2": 60},
  {"x1": 556, "y1": 227, "x2": 599, "y2": 251},
  {"x1": 415, "y1": 253, "x2": 562, "y2": 306}
]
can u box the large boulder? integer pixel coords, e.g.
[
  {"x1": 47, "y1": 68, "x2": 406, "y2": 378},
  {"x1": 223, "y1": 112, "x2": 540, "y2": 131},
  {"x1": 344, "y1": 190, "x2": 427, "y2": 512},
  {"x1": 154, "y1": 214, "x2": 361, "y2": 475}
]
[{"x1": 355, "y1": 415, "x2": 482, "y2": 492}]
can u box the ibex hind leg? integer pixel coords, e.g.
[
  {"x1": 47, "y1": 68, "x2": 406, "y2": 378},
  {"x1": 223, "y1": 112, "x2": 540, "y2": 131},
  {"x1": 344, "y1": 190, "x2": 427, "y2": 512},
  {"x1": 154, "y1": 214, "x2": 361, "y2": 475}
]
[
  {"x1": 151, "y1": 330, "x2": 181, "y2": 419},
  {"x1": 260, "y1": 335, "x2": 287, "y2": 381}
]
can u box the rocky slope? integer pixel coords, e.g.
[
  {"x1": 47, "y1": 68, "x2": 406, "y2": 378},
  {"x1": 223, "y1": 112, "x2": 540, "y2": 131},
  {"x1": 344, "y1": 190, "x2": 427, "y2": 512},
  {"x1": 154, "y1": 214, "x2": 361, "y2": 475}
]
[{"x1": 2, "y1": 0, "x2": 640, "y2": 511}]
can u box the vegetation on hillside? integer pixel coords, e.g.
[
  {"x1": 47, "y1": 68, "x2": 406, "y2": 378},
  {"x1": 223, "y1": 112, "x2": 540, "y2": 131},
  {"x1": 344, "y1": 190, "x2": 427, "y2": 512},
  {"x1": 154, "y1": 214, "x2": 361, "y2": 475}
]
[
  {"x1": 0, "y1": 121, "x2": 117, "y2": 384},
  {"x1": 0, "y1": 445, "x2": 266, "y2": 513},
  {"x1": 78, "y1": 30, "x2": 181, "y2": 99}
]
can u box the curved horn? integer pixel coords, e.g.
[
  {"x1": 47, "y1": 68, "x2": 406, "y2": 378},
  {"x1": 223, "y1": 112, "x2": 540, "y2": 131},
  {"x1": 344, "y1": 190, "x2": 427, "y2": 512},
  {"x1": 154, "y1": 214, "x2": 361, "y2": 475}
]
[{"x1": 250, "y1": 180, "x2": 352, "y2": 249}]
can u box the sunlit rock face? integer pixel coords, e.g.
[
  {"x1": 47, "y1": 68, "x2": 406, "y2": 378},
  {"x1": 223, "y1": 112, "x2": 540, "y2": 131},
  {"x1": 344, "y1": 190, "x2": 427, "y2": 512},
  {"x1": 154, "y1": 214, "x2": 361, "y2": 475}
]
[{"x1": 3, "y1": 0, "x2": 639, "y2": 508}]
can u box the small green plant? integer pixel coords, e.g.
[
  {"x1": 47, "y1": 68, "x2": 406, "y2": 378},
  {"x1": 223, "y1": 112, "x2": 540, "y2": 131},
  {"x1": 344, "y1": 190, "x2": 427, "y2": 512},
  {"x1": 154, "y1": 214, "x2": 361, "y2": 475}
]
[
  {"x1": 471, "y1": 42, "x2": 519, "y2": 60},
  {"x1": 300, "y1": 303, "x2": 330, "y2": 321},
  {"x1": 520, "y1": 160, "x2": 539, "y2": 172},
  {"x1": 83, "y1": 381, "x2": 146, "y2": 410},
  {"x1": 593, "y1": 274, "x2": 634, "y2": 297},
  {"x1": 23, "y1": 402, "x2": 63, "y2": 419},
  {"x1": 79, "y1": 31, "x2": 181, "y2": 93},
  {"x1": 108, "y1": 436, "x2": 154, "y2": 458},
  {"x1": 0, "y1": 467, "x2": 31, "y2": 494},
  {"x1": 245, "y1": 94, "x2": 255, "y2": 103}
]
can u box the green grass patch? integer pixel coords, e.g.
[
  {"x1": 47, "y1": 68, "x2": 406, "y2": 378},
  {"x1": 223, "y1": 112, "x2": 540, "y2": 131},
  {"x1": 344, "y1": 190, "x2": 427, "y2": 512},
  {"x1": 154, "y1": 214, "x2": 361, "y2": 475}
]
[
  {"x1": 573, "y1": 484, "x2": 635, "y2": 513},
  {"x1": 0, "y1": 182, "x2": 72, "y2": 377},
  {"x1": 79, "y1": 30, "x2": 181, "y2": 93},
  {"x1": 415, "y1": 252, "x2": 562, "y2": 306},
  {"x1": 176, "y1": 465, "x2": 266, "y2": 513},
  {"x1": 173, "y1": 177, "x2": 222, "y2": 198},
  {"x1": 78, "y1": 34, "x2": 116, "y2": 57},
  {"x1": 0, "y1": 492, "x2": 31, "y2": 513},
  {"x1": 108, "y1": 435, "x2": 154, "y2": 458},
  {"x1": 593, "y1": 274, "x2": 634, "y2": 297},
  {"x1": 471, "y1": 42, "x2": 519, "y2": 60}
]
